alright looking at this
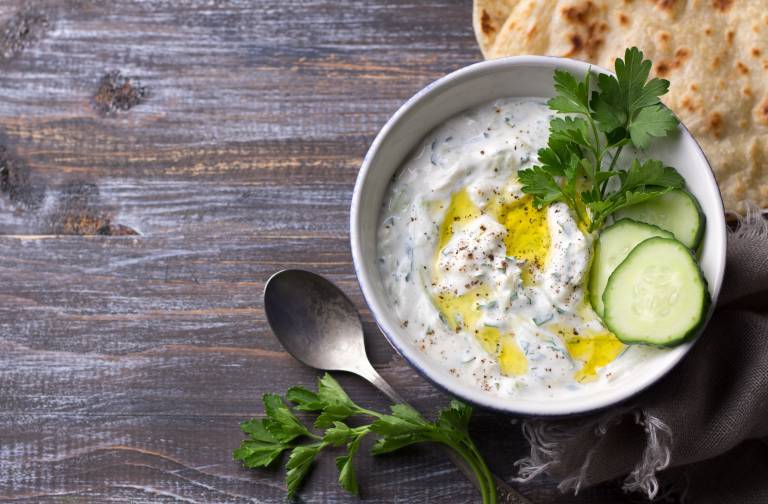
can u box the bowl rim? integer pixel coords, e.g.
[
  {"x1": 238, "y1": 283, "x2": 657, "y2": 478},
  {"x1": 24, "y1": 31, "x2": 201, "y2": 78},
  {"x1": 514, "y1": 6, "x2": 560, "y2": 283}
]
[{"x1": 350, "y1": 55, "x2": 726, "y2": 416}]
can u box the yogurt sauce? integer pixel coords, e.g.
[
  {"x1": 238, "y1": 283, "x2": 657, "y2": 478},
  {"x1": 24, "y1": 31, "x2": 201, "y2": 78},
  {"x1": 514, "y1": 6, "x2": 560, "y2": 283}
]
[{"x1": 377, "y1": 98, "x2": 662, "y2": 400}]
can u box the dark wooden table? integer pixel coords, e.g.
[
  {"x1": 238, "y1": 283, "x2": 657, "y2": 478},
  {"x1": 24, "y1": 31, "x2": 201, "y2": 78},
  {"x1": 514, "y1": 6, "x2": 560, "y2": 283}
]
[{"x1": 0, "y1": 1, "x2": 639, "y2": 502}]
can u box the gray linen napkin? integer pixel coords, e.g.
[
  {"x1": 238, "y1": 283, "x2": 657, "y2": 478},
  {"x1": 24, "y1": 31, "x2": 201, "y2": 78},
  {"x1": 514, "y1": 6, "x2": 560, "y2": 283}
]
[{"x1": 513, "y1": 207, "x2": 768, "y2": 503}]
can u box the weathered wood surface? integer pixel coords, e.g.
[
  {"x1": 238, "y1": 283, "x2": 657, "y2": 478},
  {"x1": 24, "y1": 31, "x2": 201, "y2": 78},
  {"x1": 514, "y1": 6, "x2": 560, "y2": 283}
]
[{"x1": 0, "y1": 1, "x2": 641, "y2": 502}]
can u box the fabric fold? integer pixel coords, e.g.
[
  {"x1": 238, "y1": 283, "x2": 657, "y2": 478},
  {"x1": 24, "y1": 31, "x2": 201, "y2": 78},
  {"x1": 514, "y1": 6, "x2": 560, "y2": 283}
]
[{"x1": 514, "y1": 207, "x2": 768, "y2": 502}]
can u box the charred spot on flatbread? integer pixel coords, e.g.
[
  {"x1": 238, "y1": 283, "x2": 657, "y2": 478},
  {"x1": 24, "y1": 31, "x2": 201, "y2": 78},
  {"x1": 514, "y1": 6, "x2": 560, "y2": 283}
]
[
  {"x1": 712, "y1": 0, "x2": 734, "y2": 12},
  {"x1": 756, "y1": 97, "x2": 768, "y2": 126},
  {"x1": 481, "y1": 10, "x2": 495, "y2": 34},
  {"x1": 561, "y1": 1, "x2": 608, "y2": 59}
]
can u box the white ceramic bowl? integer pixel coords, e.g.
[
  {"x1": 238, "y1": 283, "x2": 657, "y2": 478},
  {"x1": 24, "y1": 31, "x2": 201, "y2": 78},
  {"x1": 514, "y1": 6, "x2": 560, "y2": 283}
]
[{"x1": 350, "y1": 56, "x2": 726, "y2": 416}]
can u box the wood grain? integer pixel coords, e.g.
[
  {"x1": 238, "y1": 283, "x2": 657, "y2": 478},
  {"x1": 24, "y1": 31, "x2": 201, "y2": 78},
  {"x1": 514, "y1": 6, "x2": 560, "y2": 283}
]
[{"x1": 0, "y1": 0, "x2": 640, "y2": 502}]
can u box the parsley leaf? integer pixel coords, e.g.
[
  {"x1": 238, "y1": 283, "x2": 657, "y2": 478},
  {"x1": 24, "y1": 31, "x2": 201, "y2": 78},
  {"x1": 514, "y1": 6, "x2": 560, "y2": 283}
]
[
  {"x1": 286, "y1": 443, "x2": 324, "y2": 496},
  {"x1": 389, "y1": 403, "x2": 429, "y2": 425},
  {"x1": 436, "y1": 400, "x2": 472, "y2": 433},
  {"x1": 590, "y1": 74, "x2": 626, "y2": 133},
  {"x1": 621, "y1": 159, "x2": 684, "y2": 191},
  {"x1": 616, "y1": 46, "x2": 667, "y2": 111},
  {"x1": 287, "y1": 374, "x2": 366, "y2": 428},
  {"x1": 235, "y1": 374, "x2": 498, "y2": 503},
  {"x1": 519, "y1": 145, "x2": 590, "y2": 226},
  {"x1": 313, "y1": 374, "x2": 361, "y2": 427},
  {"x1": 317, "y1": 373, "x2": 355, "y2": 406},
  {"x1": 520, "y1": 46, "x2": 683, "y2": 232},
  {"x1": 628, "y1": 104, "x2": 678, "y2": 149},
  {"x1": 262, "y1": 393, "x2": 312, "y2": 442},
  {"x1": 584, "y1": 159, "x2": 683, "y2": 229},
  {"x1": 537, "y1": 137, "x2": 582, "y2": 176},
  {"x1": 322, "y1": 421, "x2": 357, "y2": 446},
  {"x1": 285, "y1": 386, "x2": 325, "y2": 411},
  {"x1": 548, "y1": 69, "x2": 591, "y2": 115},
  {"x1": 516, "y1": 165, "x2": 565, "y2": 207},
  {"x1": 335, "y1": 433, "x2": 365, "y2": 495},
  {"x1": 370, "y1": 433, "x2": 427, "y2": 454},
  {"x1": 233, "y1": 418, "x2": 291, "y2": 468},
  {"x1": 314, "y1": 403, "x2": 357, "y2": 429},
  {"x1": 549, "y1": 117, "x2": 589, "y2": 147},
  {"x1": 591, "y1": 47, "x2": 677, "y2": 148}
]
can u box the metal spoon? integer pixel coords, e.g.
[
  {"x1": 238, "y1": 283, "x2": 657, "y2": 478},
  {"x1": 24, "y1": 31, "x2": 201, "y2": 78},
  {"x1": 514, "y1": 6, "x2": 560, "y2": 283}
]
[{"x1": 263, "y1": 269, "x2": 531, "y2": 504}]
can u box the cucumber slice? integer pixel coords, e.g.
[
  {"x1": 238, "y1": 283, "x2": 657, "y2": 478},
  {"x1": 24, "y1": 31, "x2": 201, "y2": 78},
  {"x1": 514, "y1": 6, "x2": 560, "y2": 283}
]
[
  {"x1": 602, "y1": 237, "x2": 710, "y2": 347},
  {"x1": 614, "y1": 189, "x2": 705, "y2": 249},
  {"x1": 589, "y1": 219, "x2": 673, "y2": 317}
]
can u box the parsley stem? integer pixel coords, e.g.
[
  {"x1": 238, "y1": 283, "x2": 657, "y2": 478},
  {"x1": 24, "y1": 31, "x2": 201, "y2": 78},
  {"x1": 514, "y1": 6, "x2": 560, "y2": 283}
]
[
  {"x1": 567, "y1": 194, "x2": 590, "y2": 231},
  {"x1": 442, "y1": 438, "x2": 495, "y2": 504},
  {"x1": 357, "y1": 401, "x2": 497, "y2": 503},
  {"x1": 586, "y1": 114, "x2": 602, "y2": 180},
  {"x1": 601, "y1": 144, "x2": 625, "y2": 197},
  {"x1": 461, "y1": 437, "x2": 497, "y2": 504},
  {"x1": 356, "y1": 407, "x2": 384, "y2": 419}
]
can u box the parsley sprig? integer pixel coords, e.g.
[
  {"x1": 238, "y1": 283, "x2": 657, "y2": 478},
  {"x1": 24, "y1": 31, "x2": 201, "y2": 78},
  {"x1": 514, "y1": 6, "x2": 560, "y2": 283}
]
[
  {"x1": 234, "y1": 373, "x2": 497, "y2": 503},
  {"x1": 519, "y1": 47, "x2": 684, "y2": 232}
]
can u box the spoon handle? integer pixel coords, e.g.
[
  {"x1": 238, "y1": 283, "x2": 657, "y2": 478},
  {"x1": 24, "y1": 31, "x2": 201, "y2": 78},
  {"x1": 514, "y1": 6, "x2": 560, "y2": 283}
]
[
  {"x1": 354, "y1": 364, "x2": 533, "y2": 504},
  {"x1": 358, "y1": 364, "x2": 407, "y2": 403}
]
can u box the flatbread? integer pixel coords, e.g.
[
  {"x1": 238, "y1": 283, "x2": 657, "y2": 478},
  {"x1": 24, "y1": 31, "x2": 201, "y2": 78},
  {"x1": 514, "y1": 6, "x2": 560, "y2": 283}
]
[
  {"x1": 473, "y1": 0, "x2": 768, "y2": 212},
  {"x1": 473, "y1": 0, "x2": 519, "y2": 55}
]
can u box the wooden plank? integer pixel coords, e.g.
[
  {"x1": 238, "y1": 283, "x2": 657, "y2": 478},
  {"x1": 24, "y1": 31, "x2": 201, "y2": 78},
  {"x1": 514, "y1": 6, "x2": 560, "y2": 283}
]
[{"x1": 0, "y1": 0, "x2": 635, "y2": 501}]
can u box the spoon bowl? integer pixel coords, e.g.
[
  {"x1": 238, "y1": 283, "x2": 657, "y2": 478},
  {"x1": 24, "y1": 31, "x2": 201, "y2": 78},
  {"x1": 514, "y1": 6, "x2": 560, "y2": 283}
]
[{"x1": 264, "y1": 269, "x2": 368, "y2": 374}]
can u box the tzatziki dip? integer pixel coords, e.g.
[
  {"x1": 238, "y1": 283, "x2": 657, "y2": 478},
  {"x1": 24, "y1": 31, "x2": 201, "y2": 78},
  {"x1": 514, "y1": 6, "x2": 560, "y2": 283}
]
[{"x1": 377, "y1": 98, "x2": 662, "y2": 400}]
